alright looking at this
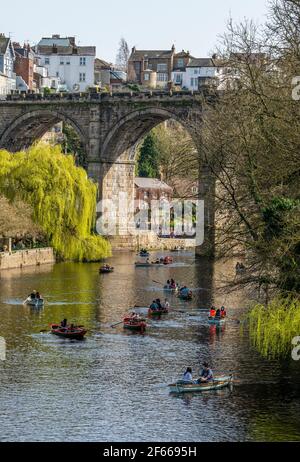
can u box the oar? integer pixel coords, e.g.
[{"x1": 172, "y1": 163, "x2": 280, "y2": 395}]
[
  {"x1": 111, "y1": 320, "x2": 124, "y2": 328},
  {"x1": 152, "y1": 279, "x2": 165, "y2": 286}
]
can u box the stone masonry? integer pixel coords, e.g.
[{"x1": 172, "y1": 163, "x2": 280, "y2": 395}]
[{"x1": 0, "y1": 92, "x2": 216, "y2": 255}]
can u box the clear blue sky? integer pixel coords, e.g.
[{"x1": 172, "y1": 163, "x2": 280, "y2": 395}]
[{"x1": 0, "y1": 0, "x2": 269, "y2": 63}]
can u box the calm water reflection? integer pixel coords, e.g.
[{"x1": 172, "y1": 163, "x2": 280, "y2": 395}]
[{"x1": 0, "y1": 251, "x2": 299, "y2": 442}]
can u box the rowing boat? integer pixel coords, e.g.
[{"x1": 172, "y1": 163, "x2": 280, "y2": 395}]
[
  {"x1": 168, "y1": 375, "x2": 233, "y2": 393},
  {"x1": 135, "y1": 262, "x2": 152, "y2": 267},
  {"x1": 178, "y1": 292, "x2": 193, "y2": 301},
  {"x1": 50, "y1": 324, "x2": 87, "y2": 340},
  {"x1": 148, "y1": 308, "x2": 169, "y2": 316},
  {"x1": 24, "y1": 297, "x2": 44, "y2": 307},
  {"x1": 99, "y1": 266, "x2": 114, "y2": 274},
  {"x1": 139, "y1": 252, "x2": 150, "y2": 257},
  {"x1": 164, "y1": 285, "x2": 179, "y2": 293},
  {"x1": 123, "y1": 317, "x2": 147, "y2": 332},
  {"x1": 208, "y1": 316, "x2": 226, "y2": 325}
]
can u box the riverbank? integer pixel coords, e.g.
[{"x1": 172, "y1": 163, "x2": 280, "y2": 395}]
[
  {"x1": 109, "y1": 231, "x2": 196, "y2": 251},
  {"x1": 0, "y1": 247, "x2": 55, "y2": 270}
]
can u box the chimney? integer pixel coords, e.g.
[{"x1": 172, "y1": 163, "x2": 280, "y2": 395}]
[
  {"x1": 132, "y1": 46, "x2": 136, "y2": 54},
  {"x1": 52, "y1": 34, "x2": 60, "y2": 39},
  {"x1": 68, "y1": 37, "x2": 76, "y2": 46}
]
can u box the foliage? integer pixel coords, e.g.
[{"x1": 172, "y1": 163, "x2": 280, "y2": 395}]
[
  {"x1": 0, "y1": 145, "x2": 111, "y2": 261},
  {"x1": 136, "y1": 132, "x2": 160, "y2": 178},
  {"x1": 62, "y1": 123, "x2": 86, "y2": 168},
  {"x1": 247, "y1": 297, "x2": 300, "y2": 359}
]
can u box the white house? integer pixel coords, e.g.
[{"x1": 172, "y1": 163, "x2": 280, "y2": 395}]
[
  {"x1": 0, "y1": 34, "x2": 16, "y2": 96},
  {"x1": 36, "y1": 35, "x2": 96, "y2": 92},
  {"x1": 183, "y1": 58, "x2": 220, "y2": 90}
]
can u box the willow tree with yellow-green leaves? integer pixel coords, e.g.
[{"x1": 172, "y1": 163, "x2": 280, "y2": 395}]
[{"x1": 0, "y1": 144, "x2": 111, "y2": 261}]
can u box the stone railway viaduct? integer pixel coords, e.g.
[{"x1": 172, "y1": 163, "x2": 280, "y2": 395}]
[{"x1": 0, "y1": 92, "x2": 215, "y2": 253}]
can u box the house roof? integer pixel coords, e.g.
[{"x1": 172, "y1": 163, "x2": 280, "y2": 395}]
[
  {"x1": 175, "y1": 51, "x2": 193, "y2": 58},
  {"x1": 37, "y1": 45, "x2": 95, "y2": 56},
  {"x1": 187, "y1": 58, "x2": 215, "y2": 68},
  {"x1": 129, "y1": 49, "x2": 175, "y2": 61},
  {"x1": 38, "y1": 37, "x2": 72, "y2": 47},
  {"x1": 135, "y1": 177, "x2": 173, "y2": 191},
  {"x1": 95, "y1": 57, "x2": 112, "y2": 70}
]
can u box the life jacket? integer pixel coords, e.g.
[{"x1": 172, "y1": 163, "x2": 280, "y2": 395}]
[{"x1": 210, "y1": 309, "x2": 216, "y2": 317}]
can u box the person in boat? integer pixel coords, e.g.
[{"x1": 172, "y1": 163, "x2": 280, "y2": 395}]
[
  {"x1": 163, "y1": 299, "x2": 170, "y2": 310},
  {"x1": 197, "y1": 362, "x2": 214, "y2": 383},
  {"x1": 150, "y1": 300, "x2": 159, "y2": 311},
  {"x1": 221, "y1": 306, "x2": 227, "y2": 318},
  {"x1": 166, "y1": 279, "x2": 171, "y2": 287},
  {"x1": 180, "y1": 286, "x2": 190, "y2": 297},
  {"x1": 60, "y1": 319, "x2": 67, "y2": 328},
  {"x1": 156, "y1": 299, "x2": 162, "y2": 310},
  {"x1": 215, "y1": 308, "x2": 221, "y2": 318},
  {"x1": 183, "y1": 367, "x2": 193, "y2": 383},
  {"x1": 210, "y1": 306, "x2": 216, "y2": 318},
  {"x1": 29, "y1": 290, "x2": 37, "y2": 300},
  {"x1": 170, "y1": 278, "x2": 176, "y2": 288},
  {"x1": 36, "y1": 292, "x2": 41, "y2": 300}
]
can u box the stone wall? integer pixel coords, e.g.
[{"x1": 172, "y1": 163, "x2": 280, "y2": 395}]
[
  {"x1": 108, "y1": 232, "x2": 195, "y2": 251},
  {"x1": 0, "y1": 247, "x2": 55, "y2": 270}
]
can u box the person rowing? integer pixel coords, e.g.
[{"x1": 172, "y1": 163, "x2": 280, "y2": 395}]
[
  {"x1": 163, "y1": 299, "x2": 170, "y2": 310},
  {"x1": 197, "y1": 362, "x2": 214, "y2": 383},
  {"x1": 150, "y1": 300, "x2": 159, "y2": 311},
  {"x1": 180, "y1": 286, "x2": 190, "y2": 297},
  {"x1": 28, "y1": 290, "x2": 37, "y2": 300},
  {"x1": 210, "y1": 306, "x2": 217, "y2": 318},
  {"x1": 221, "y1": 306, "x2": 227, "y2": 318},
  {"x1": 183, "y1": 367, "x2": 193, "y2": 383}
]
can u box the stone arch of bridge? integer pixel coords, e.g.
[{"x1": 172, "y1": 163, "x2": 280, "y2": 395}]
[
  {"x1": 97, "y1": 106, "x2": 202, "y2": 238},
  {"x1": 0, "y1": 109, "x2": 88, "y2": 163}
]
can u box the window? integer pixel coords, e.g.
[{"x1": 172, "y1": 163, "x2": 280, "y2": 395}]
[
  {"x1": 79, "y1": 73, "x2": 86, "y2": 82},
  {"x1": 157, "y1": 73, "x2": 168, "y2": 82},
  {"x1": 177, "y1": 58, "x2": 184, "y2": 68},
  {"x1": 157, "y1": 63, "x2": 167, "y2": 72},
  {"x1": 66, "y1": 60, "x2": 70, "y2": 65},
  {"x1": 56, "y1": 71, "x2": 59, "y2": 77},
  {"x1": 175, "y1": 73, "x2": 182, "y2": 84},
  {"x1": 80, "y1": 57, "x2": 86, "y2": 66},
  {"x1": 194, "y1": 69, "x2": 198, "y2": 75},
  {"x1": 45, "y1": 58, "x2": 50, "y2": 65},
  {"x1": 144, "y1": 73, "x2": 150, "y2": 81},
  {"x1": 60, "y1": 59, "x2": 64, "y2": 65},
  {"x1": 190, "y1": 78, "x2": 194, "y2": 87}
]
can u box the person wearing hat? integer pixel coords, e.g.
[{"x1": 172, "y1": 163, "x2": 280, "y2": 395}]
[{"x1": 197, "y1": 362, "x2": 214, "y2": 383}]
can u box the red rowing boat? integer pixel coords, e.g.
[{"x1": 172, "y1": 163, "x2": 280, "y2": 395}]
[
  {"x1": 123, "y1": 317, "x2": 147, "y2": 332},
  {"x1": 51, "y1": 324, "x2": 87, "y2": 340}
]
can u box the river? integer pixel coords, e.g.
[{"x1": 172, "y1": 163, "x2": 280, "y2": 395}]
[{"x1": 0, "y1": 251, "x2": 299, "y2": 442}]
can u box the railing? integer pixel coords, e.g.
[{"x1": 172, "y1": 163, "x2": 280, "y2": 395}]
[{"x1": 0, "y1": 89, "x2": 204, "y2": 103}]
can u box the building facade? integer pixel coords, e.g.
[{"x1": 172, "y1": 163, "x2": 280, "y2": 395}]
[
  {"x1": 0, "y1": 34, "x2": 16, "y2": 96},
  {"x1": 36, "y1": 35, "x2": 95, "y2": 92},
  {"x1": 13, "y1": 43, "x2": 35, "y2": 91},
  {"x1": 128, "y1": 46, "x2": 176, "y2": 88}
]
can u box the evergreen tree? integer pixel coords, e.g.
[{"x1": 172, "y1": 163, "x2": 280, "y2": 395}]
[{"x1": 137, "y1": 133, "x2": 160, "y2": 178}]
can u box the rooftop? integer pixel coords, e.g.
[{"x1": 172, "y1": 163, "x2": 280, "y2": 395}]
[
  {"x1": 187, "y1": 58, "x2": 215, "y2": 68},
  {"x1": 135, "y1": 177, "x2": 173, "y2": 191},
  {"x1": 129, "y1": 46, "x2": 175, "y2": 61}
]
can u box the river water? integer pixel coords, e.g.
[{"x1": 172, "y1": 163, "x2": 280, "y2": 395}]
[{"x1": 0, "y1": 251, "x2": 299, "y2": 442}]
